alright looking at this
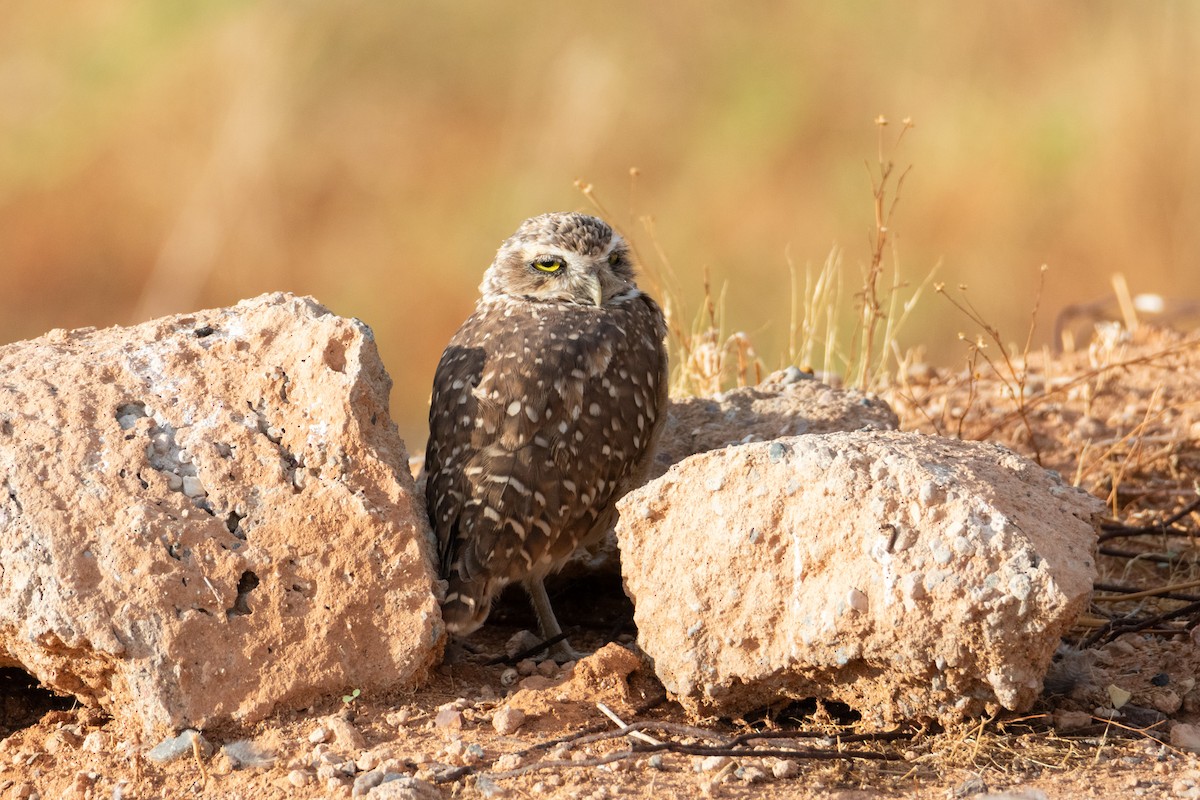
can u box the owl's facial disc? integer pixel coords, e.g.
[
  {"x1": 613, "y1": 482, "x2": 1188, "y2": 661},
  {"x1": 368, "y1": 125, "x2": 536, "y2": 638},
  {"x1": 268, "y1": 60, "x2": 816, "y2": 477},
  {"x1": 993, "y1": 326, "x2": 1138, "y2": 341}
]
[
  {"x1": 523, "y1": 250, "x2": 606, "y2": 306},
  {"x1": 479, "y1": 213, "x2": 638, "y2": 306}
]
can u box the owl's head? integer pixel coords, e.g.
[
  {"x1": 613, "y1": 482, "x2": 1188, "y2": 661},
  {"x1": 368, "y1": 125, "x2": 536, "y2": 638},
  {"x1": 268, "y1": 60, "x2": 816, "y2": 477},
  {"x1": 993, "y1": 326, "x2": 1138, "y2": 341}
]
[{"x1": 479, "y1": 212, "x2": 639, "y2": 306}]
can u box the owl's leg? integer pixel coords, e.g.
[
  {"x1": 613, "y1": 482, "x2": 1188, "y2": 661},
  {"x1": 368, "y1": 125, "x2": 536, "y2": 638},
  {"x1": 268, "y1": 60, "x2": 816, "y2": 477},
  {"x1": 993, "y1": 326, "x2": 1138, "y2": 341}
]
[{"x1": 524, "y1": 577, "x2": 585, "y2": 662}]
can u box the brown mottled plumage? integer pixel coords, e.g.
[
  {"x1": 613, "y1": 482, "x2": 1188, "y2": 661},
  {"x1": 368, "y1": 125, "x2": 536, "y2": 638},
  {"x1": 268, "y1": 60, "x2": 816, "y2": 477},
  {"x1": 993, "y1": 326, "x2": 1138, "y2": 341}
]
[{"x1": 425, "y1": 213, "x2": 668, "y2": 654}]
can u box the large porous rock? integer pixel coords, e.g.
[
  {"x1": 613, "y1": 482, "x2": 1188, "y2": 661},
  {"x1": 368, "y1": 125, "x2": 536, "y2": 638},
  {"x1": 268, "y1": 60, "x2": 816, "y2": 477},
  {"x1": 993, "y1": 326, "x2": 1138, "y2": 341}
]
[
  {"x1": 0, "y1": 293, "x2": 442, "y2": 738},
  {"x1": 616, "y1": 430, "x2": 1101, "y2": 726},
  {"x1": 563, "y1": 371, "x2": 899, "y2": 578},
  {"x1": 652, "y1": 369, "x2": 898, "y2": 477}
]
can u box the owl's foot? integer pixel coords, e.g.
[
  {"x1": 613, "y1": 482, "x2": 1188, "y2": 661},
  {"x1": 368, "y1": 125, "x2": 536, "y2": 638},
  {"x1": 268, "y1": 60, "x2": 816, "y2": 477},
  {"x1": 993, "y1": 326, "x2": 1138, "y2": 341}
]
[
  {"x1": 524, "y1": 577, "x2": 588, "y2": 663},
  {"x1": 547, "y1": 637, "x2": 587, "y2": 663}
]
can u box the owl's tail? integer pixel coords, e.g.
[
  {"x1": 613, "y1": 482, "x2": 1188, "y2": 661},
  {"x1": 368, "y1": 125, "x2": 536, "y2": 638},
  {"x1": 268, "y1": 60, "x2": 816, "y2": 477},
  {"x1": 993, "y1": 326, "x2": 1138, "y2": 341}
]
[{"x1": 441, "y1": 571, "x2": 497, "y2": 636}]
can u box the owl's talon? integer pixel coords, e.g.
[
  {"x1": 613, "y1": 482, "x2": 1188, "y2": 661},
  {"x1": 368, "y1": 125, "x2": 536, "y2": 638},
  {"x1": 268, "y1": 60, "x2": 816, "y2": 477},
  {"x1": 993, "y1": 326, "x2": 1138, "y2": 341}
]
[{"x1": 548, "y1": 639, "x2": 588, "y2": 663}]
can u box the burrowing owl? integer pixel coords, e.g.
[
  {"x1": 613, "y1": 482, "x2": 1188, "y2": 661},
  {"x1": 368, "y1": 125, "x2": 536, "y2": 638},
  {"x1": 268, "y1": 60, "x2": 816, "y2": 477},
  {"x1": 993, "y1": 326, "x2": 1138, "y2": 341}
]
[{"x1": 426, "y1": 212, "x2": 668, "y2": 656}]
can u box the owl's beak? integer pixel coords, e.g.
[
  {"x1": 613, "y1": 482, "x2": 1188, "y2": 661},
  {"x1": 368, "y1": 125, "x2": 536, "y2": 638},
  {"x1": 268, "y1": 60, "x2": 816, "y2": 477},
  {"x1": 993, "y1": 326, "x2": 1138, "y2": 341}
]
[
  {"x1": 579, "y1": 271, "x2": 605, "y2": 306},
  {"x1": 588, "y1": 266, "x2": 625, "y2": 306}
]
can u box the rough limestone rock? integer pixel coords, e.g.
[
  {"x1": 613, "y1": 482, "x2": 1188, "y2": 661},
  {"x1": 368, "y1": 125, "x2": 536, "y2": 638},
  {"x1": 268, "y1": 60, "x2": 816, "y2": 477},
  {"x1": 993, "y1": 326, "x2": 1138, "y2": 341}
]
[
  {"x1": 564, "y1": 371, "x2": 899, "y2": 577},
  {"x1": 616, "y1": 430, "x2": 1101, "y2": 725},
  {"x1": 0, "y1": 293, "x2": 442, "y2": 738},
  {"x1": 652, "y1": 368, "x2": 898, "y2": 478}
]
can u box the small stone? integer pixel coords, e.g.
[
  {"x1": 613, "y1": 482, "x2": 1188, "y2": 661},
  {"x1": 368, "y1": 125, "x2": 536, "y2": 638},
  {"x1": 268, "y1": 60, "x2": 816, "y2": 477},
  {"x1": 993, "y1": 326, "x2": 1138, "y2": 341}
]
[
  {"x1": 847, "y1": 587, "x2": 868, "y2": 612},
  {"x1": 70, "y1": 772, "x2": 96, "y2": 794},
  {"x1": 506, "y1": 630, "x2": 543, "y2": 659},
  {"x1": 737, "y1": 765, "x2": 768, "y2": 783},
  {"x1": 288, "y1": 769, "x2": 311, "y2": 787},
  {"x1": 1151, "y1": 689, "x2": 1182, "y2": 715},
  {"x1": 952, "y1": 776, "x2": 987, "y2": 797},
  {"x1": 370, "y1": 775, "x2": 443, "y2": 800},
  {"x1": 500, "y1": 667, "x2": 519, "y2": 687},
  {"x1": 45, "y1": 727, "x2": 81, "y2": 753},
  {"x1": 536, "y1": 660, "x2": 558, "y2": 678},
  {"x1": 181, "y1": 475, "x2": 205, "y2": 498},
  {"x1": 1107, "y1": 684, "x2": 1133, "y2": 709},
  {"x1": 351, "y1": 769, "x2": 384, "y2": 796},
  {"x1": 1151, "y1": 672, "x2": 1170, "y2": 687},
  {"x1": 1105, "y1": 639, "x2": 1137, "y2": 657},
  {"x1": 516, "y1": 659, "x2": 538, "y2": 677},
  {"x1": 475, "y1": 774, "x2": 506, "y2": 798},
  {"x1": 780, "y1": 366, "x2": 807, "y2": 384},
  {"x1": 81, "y1": 731, "x2": 105, "y2": 753},
  {"x1": 698, "y1": 755, "x2": 730, "y2": 772},
  {"x1": 1053, "y1": 709, "x2": 1093, "y2": 732},
  {"x1": 326, "y1": 716, "x2": 367, "y2": 750},
  {"x1": 309, "y1": 726, "x2": 330, "y2": 744},
  {"x1": 444, "y1": 740, "x2": 466, "y2": 762},
  {"x1": 434, "y1": 708, "x2": 463, "y2": 731},
  {"x1": 982, "y1": 789, "x2": 1049, "y2": 800},
  {"x1": 494, "y1": 753, "x2": 522, "y2": 771},
  {"x1": 385, "y1": 708, "x2": 414, "y2": 727},
  {"x1": 221, "y1": 739, "x2": 277, "y2": 769},
  {"x1": 772, "y1": 759, "x2": 799, "y2": 778},
  {"x1": 1171, "y1": 722, "x2": 1200, "y2": 754},
  {"x1": 492, "y1": 706, "x2": 526, "y2": 735},
  {"x1": 146, "y1": 729, "x2": 211, "y2": 764}
]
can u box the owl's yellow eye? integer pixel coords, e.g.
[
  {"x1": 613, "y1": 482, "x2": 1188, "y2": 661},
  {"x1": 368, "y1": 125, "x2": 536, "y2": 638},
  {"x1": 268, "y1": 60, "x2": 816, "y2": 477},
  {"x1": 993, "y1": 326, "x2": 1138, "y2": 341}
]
[
  {"x1": 533, "y1": 259, "x2": 563, "y2": 273},
  {"x1": 608, "y1": 252, "x2": 621, "y2": 266}
]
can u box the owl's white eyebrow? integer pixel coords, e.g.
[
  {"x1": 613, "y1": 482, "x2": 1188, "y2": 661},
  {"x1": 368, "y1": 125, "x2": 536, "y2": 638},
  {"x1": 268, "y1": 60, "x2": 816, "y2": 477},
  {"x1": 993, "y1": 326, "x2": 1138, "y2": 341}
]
[{"x1": 525, "y1": 246, "x2": 574, "y2": 261}]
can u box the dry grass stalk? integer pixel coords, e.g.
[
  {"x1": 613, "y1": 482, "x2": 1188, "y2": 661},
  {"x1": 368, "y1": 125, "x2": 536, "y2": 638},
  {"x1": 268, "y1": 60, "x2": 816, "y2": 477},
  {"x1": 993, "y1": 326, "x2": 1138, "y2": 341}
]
[
  {"x1": 851, "y1": 116, "x2": 914, "y2": 391},
  {"x1": 932, "y1": 264, "x2": 1050, "y2": 462}
]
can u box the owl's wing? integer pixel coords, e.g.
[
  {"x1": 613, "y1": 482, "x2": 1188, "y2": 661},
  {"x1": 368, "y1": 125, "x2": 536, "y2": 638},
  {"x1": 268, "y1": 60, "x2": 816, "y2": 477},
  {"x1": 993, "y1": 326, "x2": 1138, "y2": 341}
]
[{"x1": 426, "y1": 295, "x2": 667, "y2": 587}]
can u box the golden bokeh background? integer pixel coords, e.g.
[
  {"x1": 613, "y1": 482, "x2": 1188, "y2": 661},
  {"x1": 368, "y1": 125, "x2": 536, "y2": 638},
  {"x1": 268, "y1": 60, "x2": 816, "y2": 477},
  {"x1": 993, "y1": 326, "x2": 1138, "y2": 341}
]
[{"x1": 3, "y1": 2, "x2": 1198, "y2": 448}]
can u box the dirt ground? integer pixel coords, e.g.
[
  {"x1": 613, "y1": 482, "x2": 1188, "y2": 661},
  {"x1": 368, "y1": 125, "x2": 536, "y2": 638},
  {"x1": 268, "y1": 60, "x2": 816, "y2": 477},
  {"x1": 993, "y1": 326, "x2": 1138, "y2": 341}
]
[{"x1": 2, "y1": 325, "x2": 1200, "y2": 800}]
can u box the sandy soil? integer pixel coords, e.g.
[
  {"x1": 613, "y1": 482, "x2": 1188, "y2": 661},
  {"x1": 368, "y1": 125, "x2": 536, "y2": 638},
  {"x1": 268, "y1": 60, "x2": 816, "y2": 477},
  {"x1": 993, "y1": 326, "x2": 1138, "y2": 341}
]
[{"x1": 2, "y1": 326, "x2": 1199, "y2": 800}]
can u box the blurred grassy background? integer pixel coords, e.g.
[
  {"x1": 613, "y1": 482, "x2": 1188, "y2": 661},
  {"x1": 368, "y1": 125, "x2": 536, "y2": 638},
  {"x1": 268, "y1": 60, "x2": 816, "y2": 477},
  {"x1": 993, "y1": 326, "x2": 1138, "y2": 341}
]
[{"x1": 2, "y1": 1, "x2": 1198, "y2": 448}]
